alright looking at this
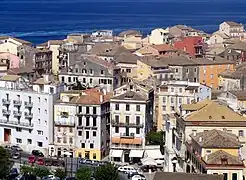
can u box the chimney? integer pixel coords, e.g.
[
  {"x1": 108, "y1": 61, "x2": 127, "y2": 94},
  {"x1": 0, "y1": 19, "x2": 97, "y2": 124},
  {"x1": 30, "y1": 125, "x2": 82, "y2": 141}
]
[
  {"x1": 43, "y1": 74, "x2": 50, "y2": 82},
  {"x1": 193, "y1": 131, "x2": 197, "y2": 136},
  {"x1": 100, "y1": 95, "x2": 104, "y2": 103}
]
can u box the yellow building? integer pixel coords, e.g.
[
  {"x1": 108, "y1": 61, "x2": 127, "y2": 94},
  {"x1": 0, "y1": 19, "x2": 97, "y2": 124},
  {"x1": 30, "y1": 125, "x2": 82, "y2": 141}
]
[
  {"x1": 119, "y1": 30, "x2": 143, "y2": 50},
  {"x1": 186, "y1": 129, "x2": 244, "y2": 180}
]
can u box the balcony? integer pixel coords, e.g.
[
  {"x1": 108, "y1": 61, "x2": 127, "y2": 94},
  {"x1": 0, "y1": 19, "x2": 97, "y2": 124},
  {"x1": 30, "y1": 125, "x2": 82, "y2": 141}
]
[
  {"x1": 2, "y1": 109, "x2": 11, "y2": 116},
  {"x1": 55, "y1": 121, "x2": 75, "y2": 127},
  {"x1": 13, "y1": 100, "x2": 22, "y2": 107},
  {"x1": 13, "y1": 111, "x2": 22, "y2": 117},
  {"x1": 120, "y1": 133, "x2": 135, "y2": 138},
  {"x1": 24, "y1": 112, "x2": 33, "y2": 119},
  {"x1": 0, "y1": 119, "x2": 33, "y2": 129},
  {"x1": 24, "y1": 101, "x2": 33, "y2": 108},
  {"x1": 77, "y1": 124, "x2": 97, "y2": 129},
  {"x1": 2, "y1": 99, "x2": 10, "y2": 106},
  {"x1": 111, "y1": 121, "x2": 144, "y2": 128}
]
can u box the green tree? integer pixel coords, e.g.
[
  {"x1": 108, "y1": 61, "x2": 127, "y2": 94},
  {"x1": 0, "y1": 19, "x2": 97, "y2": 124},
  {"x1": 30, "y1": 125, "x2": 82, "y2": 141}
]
[
  {"x1": 33, "y1": 166, "x2": 51, "y2": 178},
  {"x1": 146, "y1": 131, "x2": 165, "y2": 153},
  {"x1": 94, "y1": 164, "x2": 119, "y2": 180},
  {"x1": 0, "y1": 146, "x2": 12, "y2": 179},
  {"x1": 20, "y1": 165, "x2": 33, "y2": 175},
  {"x1": 76, "y1": 167, "x2": 92, "y2": 180},
  {"x1": 54, "y1": 168, "x2": 66, "y2": 180}
]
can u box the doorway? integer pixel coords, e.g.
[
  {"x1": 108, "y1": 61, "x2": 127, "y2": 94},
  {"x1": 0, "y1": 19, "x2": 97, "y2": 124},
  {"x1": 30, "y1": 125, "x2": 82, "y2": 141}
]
[{"x1": 4, "y1": 128, "x2": 11, "y2": 142}]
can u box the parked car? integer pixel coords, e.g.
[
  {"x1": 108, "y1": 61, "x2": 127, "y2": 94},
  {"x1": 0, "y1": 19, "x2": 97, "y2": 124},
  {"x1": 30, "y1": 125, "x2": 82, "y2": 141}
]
[
  {"x1": 155, "y1": 158, "x2": 165, "y2": 166},
  {"x1": 132, "y1": 174, "x2": 146, "y2": 180},
  {"x1": 12, "y1": 152, "x2": 21, "y2": 159},
  {"x1": 127, "y1": 171, "x2": 139, "y2": 179},
  {"x1": 44, "y1": 158, "x2": 64, "y2": 167},
  {"x1": 118, "y1": 166, "x2": 137, "y2": 174},
  {"x1": 28, "y1": 155, "x2": 36, "y2": 164},
  {"x1": 42, "y1": 175, "x2": 60, "y2": 180},
  {"x1": 7, "y1": 168, "x2": 19, "y2": 180},
  {"x1": 65, "y1": 177, "x2": 76, "y2": 180},
  {"x1": 36, "y1": 157, "x2": 45, "y2": 165},
  {"x1": 32, "y1": 150, "x2": 44, "y2": 157},
  {"x1": 11, "y1": 145, "x2": 22, "y2": 152}
]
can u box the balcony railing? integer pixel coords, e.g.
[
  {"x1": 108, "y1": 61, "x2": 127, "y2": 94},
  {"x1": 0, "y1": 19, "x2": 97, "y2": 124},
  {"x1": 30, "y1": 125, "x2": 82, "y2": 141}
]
[
  {"x1": 13, "y1": 111, "x2": 22, "y2": 117},
  {"x1": 77, "y1": 124, "x2": 97, "y2": 129},
  {"x1": 13, "y1": 100, "x2": 22, "y2": 106},
  {"x1": 55, "y1": 121, "x2": 75, "y2": 127},
  {"x1": 111, "y1": 121, "x2": 144, "y2": 128},
  {"x1": 120, "y1": 133, "x2": 135, "y2": 138},
  {"x1": 111, "y1": 144, "x2": 143, "y2": 149},
  {"x1": 2, "y1": 109, "x2": 11, "y2": 116},
  {"x1": 2, "y1": 99, "x2": 10, "y2": 105},
  {"x1": 24, "y1": 101, "x2": 33, "y2": 108},
  {"x1": 24, "y1": 112, "x2": 33, "y2": 119},
  {"x1": 0, "y1": 119, "x2": 33, "y2": 128}
]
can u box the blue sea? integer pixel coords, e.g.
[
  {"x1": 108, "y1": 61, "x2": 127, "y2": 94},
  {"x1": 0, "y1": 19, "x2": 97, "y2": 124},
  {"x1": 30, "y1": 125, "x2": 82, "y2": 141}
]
[{"x1": 1, "y1": 0, "x2": 246, "y2": 44}]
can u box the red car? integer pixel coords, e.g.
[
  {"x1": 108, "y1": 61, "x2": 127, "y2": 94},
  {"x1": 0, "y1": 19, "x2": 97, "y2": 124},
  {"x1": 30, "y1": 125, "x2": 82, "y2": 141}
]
[
  {"x1": 28, "y1": 155, "x2": 36, "y2": 164},
  {"x1": 36, "y1": 157, "x2": 45, "y2": 165}
]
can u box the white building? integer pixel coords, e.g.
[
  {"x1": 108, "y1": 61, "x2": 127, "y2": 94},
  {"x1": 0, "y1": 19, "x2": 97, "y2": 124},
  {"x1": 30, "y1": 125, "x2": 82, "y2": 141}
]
[
  {"x1": 0, "y1": 74, "x2": 63, "y2": 155},
  {"x1": 219, "y1": 21, "x2": 245, "y2": 38},
  {"x1": 149, "y1": 28, "x2": 169, "y2": 45},
  {"x1": 110, "y1": 88, "x2": 154, "y2": 163}
]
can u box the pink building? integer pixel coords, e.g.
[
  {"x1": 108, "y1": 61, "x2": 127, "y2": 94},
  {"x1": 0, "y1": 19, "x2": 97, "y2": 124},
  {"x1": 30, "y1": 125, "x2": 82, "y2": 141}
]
[{"x1": 0, "y1": 52, "x2": 21, "y2": 69}]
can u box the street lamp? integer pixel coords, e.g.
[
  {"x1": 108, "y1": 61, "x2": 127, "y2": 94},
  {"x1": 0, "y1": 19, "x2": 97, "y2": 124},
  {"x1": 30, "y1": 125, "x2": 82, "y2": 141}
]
[{"x1": 171, "y1": 157, "x2": 178, "y2": 172}]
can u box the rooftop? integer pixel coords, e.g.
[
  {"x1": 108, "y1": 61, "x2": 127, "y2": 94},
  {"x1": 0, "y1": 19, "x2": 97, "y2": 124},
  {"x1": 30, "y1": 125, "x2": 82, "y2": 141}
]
[
  {"x1": 0, "y1": 36, "x2": 32, "y2": 45},
  {"x1": 181, "y1": 100, "x2": 246, "y2": 121},
  {"x1": 150, "y1": 44, "x2": 176, "y2": 52},
  {"x1": 224, "y1": 21, "x2": 243, "y2": 27},
  {"x1": 190, "y1": 129, "x2": 240, "y2": 148},
  {"x1": 205, "y1": 150, "x2": 243, "y2": 166},
  {"x1": 7, "y1": 66, "x2": 34, "y2": 75},
  {"x1": 115, "y1": 52, "x2": 139, "y2": 64},
  {"x1": 112, "y1": 91, "x2": 147, "y2": 101},
  {"x1": 119, "y1": 30, "x2": 142, "y2": 37},
  {"x1": 229, "y1": 90, "x2": 246, "y2": 100},
  {"x1": 0, "y1": 75, "x2": 21, "y2": 82}
]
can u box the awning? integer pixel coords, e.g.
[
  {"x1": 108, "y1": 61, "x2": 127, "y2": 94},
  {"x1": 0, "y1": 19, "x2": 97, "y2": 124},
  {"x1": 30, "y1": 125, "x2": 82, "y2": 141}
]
[
  {"x1": 110, "y1": 150, "x2": 123, "y2": 158},
  {"x1": 129, "y1": 150, "x2": 144, "y2": 158},
  {"x1": 145, "y1": 149, "x2": 163, "y2": 159},
  {"x1": 111, "y1": 137, "x2": 120, "y2": 143},
  {"x1": 141, "y1": 157, "x2": 157, "y2": 166}
]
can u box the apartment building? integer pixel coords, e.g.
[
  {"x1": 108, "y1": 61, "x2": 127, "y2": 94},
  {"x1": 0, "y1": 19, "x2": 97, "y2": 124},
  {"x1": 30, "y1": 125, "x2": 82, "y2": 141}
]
[
  {"x1": 110, "y1": 85, "x2": 154, "y2": 163},
  {"x1": 149, "y1": 28, "x2": 170, "y2": 45},
  {"x1": 186, "y1": 130, "x2": 244, "y2": 180},
  {"x1": 52, "y1": 89, "x2": 111, "y2": 160},
  {"x1": 219, "y1": 21, "x2": 245, "y2": 38},
  {"x1": 59, "y1": 55, "x2": 120, "y2": 92},
  {"x1": 0, "y1": 74, "x2": 63, "y2": 155},
  {"x1": 166, "y1": 100, "x2": 246, "y2": 173}
]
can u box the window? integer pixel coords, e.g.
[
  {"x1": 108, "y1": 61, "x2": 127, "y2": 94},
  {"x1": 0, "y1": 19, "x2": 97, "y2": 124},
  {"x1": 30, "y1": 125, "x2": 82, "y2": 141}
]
[
  {"x1": 115, "y1": 127, "x2": 119, "y2": 133},
  {"x1": 186, "y1": 69, "x2": 189, "y2": 73},
  {"x1": 126, "y1": 69, "x2": 131, "y2": 73},
  {"x1": 86, "y1": 131, "x2": 89, "y2": 139},
  {"x1": 90, "y1": 69, "x2": 93, "y2": 74},
  {"x1": 163, "y1": 97, "x2": 166, "y2": 103},
  {"x1": 61, "y1": 76, "x2": 65, "y2": 82},
  {"x1": 126, "y1": 104, "x2": 130, "y2": 111},
  {"x1": 175, "y1": 68, "x2": 178, "y2": 73},
  {"x1": 68, "y1": 77, "x2": 71, "y2": 82},
  {"x1": 83, "y1": 78, "x2": 86, "y2": 83},
  {"x1": 29, "y1": 129, "x2": 32, "y2": 133},
  {"x1": 38, "y1": 108, "x2": 40, "y2": 113},
  {"x1": 223, "y1": 173, "x2": 228, "y2": 180},
  {"x1": 239, "y1": 130, "x2": 244, "y2": 137},
  {"x1": 232, "y1": 173, "x2": 237, "y2": 180},
  {"x1": 69, "y1": 138, "x2": 73, "y2": 144},
  {"x1": 16, "y1": 138, "x2": 22, "y2": 143},
  {"x1": 194, "y1": 67, "x2": 197, "y2": 72},
  {"x1": 171, "y1": 87, "x2": 174, "y2": 92},
  {"x1": 45, "y1": 110, "x2": 47, "y2": 114},
  {"x1": 81, "y1": 143, "x2": 85, "y2": 148},
  {"x1": 115, "y1": 104, "x2": 119, "y2": 110},
  {"x1": 27, "y1": 139, "x2": 32, "y2": 144},
  {"x1": 90, "y1": 78, "x2": 93, "y2": 84},
  {"x1": 37, "y1": 130, "x2": 43, "y2": 135},
  {"x1": 162, "y1": 106, "x2": 166, "y2": 111},
  {"x1": 78, "y1": 131, "x2": 82, "y2": 136},
  {"x1": 78, "y1": 117, "x2": 82, "y2": 126},
  {"x1": 171, "y1": 106, "x2": 175, "y2": 111},
  {"x1": 100, "y1": 70, "x2": 104, "y2": 75},
  {"x1": 69, "y1": 128, "x2": 73, "y2": 133},
  {"x1": 136, "y1": 128, "x2": 140, "y2": 134},
  {"x1": 93, "y1": 131, "x2": 97, "y2": 136},
  {"x1": 78, "y1": 153, "x2": 82, "y2": 158},
  {"x1": 179, "y1": 98, "x2": 182, "y2": 104},
  {"x1": 93, "y1": 107, "x2": 97, "y2": 114},
  {"x1": 63, "y1": 137, "x2": 67, "y2": 143},
  {"x1": 136, "y1": 116, "x2": 140, "y2": 124},
  {"x1": 179, "y1": 88, "x2": 182, "y2": 93},
  {"x1": 86, "y1": 117, "x2": 90, "y2": 126},
  {"x1": 115, "y1": 115, "x2": 119, "y2": 123},
  {"x1": 93, "y1": 153, "x2": 96, "y2": 159},
  {"x1": 37, "y1": 142, "x2": 43, "y2": 147},
  {"x1": 171, "y1": 97, "x2": 174, "y2": 103},
  {"x1": 16, "y1": 127, "x2": 22, "y2": 132},
  {"x1": 90, "y1": 143, "x2": 94, "y2": 149},
  {"x1": 93, "y1": 117, "x2": 97, "y2": 126},
  {"x1": 86, "y1": 107, "x2": 90, "y2": 114},
  {"x1": 49, "y1": 87, "x2": 54, "y2": 93},
  {"x1": 206, "y1": 150, "x2": 212, "y2": 154},
  {"x1": 136, "y1": 105, "x2": 140, "y2": 111},
  {"x1": 210, "y1": 74, "x2": 214, "y2": 79}
]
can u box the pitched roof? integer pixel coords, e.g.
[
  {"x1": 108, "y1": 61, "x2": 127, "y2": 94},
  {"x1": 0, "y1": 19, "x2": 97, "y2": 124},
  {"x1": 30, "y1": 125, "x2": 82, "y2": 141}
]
[
  {"x1": 8, "y1": 66, "x2": 34, "y2": 74},
  {"x1": 119, "y1": 30, "x2": 142, "y2": 37},
  {"x1": 227, "y1": 41, "x2": 246, "y2": 51},
  {"x1": 69, "y1": 88, "x2": 112, "y2": 105},
  {"x1": 190, "y1": 129, "x2": 240, "y2": 148},
  {"x1": 150, "y1": 44, "x2": 176, "y2": 52},
  {"x1": 111, "y1": 91, "x2": 147, "y2": 101},
  {"x1": 205, "y1": 150, "x2": 243, "y2": 166},
  {"x1": 0, "y1": 36, "x2": 32, "y2": 45},
  {"x1": 229, "y1": 90, "x2": 246, "y2": 100},
  {"x1": 181, "y1": 100, "x2": 246, "y2": 121},
  {"x1": 225, "y1": 21, "x2": 243, "y2": 27},
  {"x1": 219, "y1": 69, "x2": 246, "y2": 79},
  {"x1": 153, "y1": 172, "x2": 223, "y2": 180},
  {"x1": 0, "y1": 75, "x2": 21, "y2": 82},
  {"x1": 115, "y1": 52, "x2": 138, "y2": 64}
]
